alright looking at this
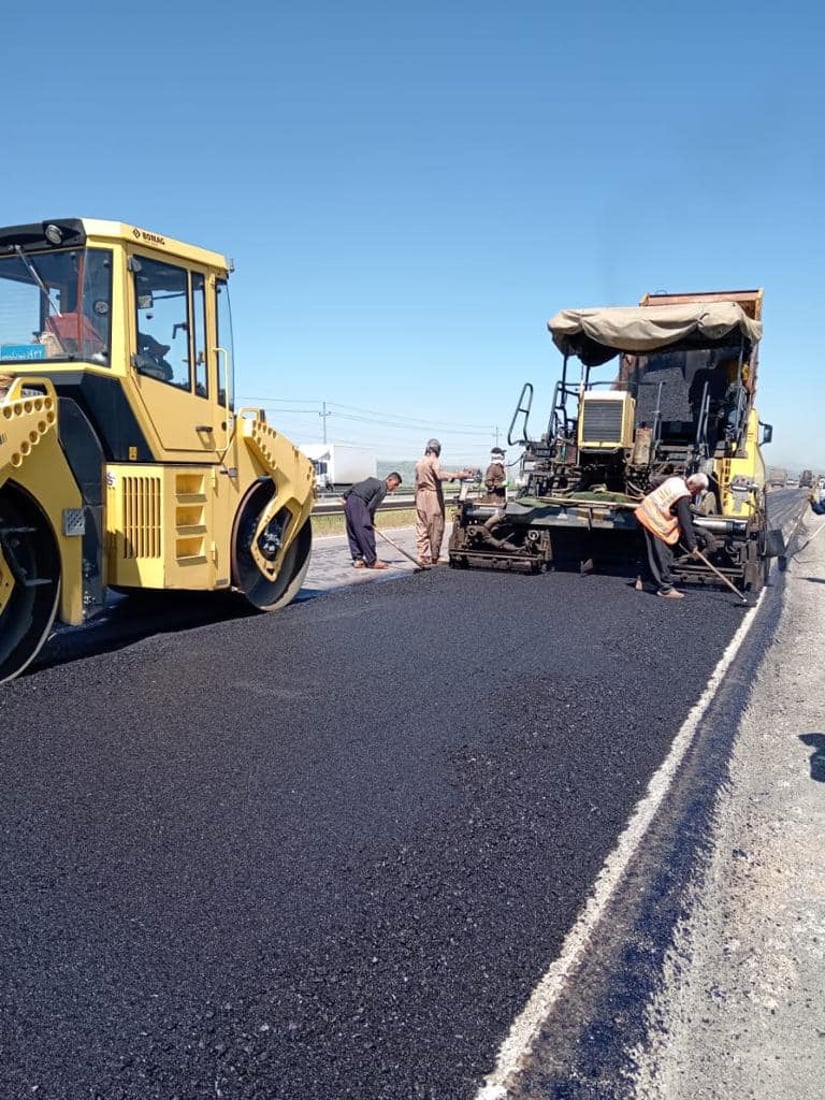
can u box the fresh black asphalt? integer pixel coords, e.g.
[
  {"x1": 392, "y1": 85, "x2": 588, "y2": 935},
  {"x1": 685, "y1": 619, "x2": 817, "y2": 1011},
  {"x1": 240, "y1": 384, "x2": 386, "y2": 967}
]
[{"x1": 0, "y1": 568, "x2": 750, "y2": 1099}]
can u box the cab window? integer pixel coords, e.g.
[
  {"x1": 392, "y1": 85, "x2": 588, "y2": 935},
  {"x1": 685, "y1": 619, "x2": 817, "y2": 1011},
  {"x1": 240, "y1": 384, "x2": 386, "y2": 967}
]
[
  {"x1": 192, "y1": 272, "x2": 208, "y2": 398},
  {"x1": 216, "y1": 278, "x2": 234, "y2": 410},
  {"x1": 132, "y1": 255, "x2": 192, "y2": 390},
  {"x1": 0, "y1": 247, "x2": 112, "y2": 365}
]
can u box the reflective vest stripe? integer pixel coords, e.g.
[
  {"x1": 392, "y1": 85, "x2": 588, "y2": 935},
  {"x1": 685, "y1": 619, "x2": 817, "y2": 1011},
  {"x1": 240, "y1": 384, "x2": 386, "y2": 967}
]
[{"x1": 634, "y1": 477, "x2": 690, "y2": 545}]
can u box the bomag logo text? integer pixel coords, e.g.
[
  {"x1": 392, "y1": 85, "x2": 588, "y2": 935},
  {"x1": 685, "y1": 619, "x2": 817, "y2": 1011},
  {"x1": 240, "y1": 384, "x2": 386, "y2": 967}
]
[{"x1": 131, "y1": 228, "x2": 166, "y2": 246}]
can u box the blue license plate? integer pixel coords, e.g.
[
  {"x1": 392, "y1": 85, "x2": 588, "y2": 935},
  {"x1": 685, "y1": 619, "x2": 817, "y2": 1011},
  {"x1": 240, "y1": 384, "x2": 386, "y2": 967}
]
[{"x1": 0, "y1": 343, "x2": 46, "y2": 361}]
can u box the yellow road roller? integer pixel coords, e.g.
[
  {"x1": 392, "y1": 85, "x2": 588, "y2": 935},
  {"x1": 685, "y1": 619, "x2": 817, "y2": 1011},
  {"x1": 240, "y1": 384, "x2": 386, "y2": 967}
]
[{"x1": 0, "y1": 218, "x2": 314, "y2": 683}]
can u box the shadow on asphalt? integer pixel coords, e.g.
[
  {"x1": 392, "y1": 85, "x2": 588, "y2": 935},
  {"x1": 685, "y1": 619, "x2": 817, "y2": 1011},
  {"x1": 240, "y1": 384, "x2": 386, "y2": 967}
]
[
  {"x1": 799, "y1": 733, "x2": 825, "y2": 782},
  {"x1": 28, "y1": 585, "x2": 330, "y2": 679}
]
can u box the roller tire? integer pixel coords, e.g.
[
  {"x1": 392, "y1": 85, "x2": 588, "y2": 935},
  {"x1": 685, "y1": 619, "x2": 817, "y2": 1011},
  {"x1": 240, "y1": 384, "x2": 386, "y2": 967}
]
[
  {"x1": 0, "y1": 486, "x2": 61, "y2": 684},
  {"x1": 231, "y1": 482, "x2": 312, "y2": 611}
]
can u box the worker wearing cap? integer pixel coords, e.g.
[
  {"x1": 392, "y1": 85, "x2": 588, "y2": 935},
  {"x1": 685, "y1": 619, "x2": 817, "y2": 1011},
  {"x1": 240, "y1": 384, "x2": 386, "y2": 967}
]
[
  {"x1": 343, "y1": 472, "x2": 402, "y2": 569},
  {"x1": 634, "y1": 472, "x2": 708, "y2": 599},
  {"x1": 414, "y1": 439, "x2": 471, "y2": 566},
  {"x1": 483, "y1": 447, "x2": 508, "y2": 504}
]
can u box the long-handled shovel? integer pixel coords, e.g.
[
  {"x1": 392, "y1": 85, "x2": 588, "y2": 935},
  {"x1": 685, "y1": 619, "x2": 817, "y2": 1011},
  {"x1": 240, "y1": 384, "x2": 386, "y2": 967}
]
[
  {"x1": 375, "y1": 528, "x2": 429, "y2": 572},
  {"x1": 779, "y1": 499, "x2": 812, "y2": 571},
  {"x1": 793, "y1": 520, "x2": 825, "y2": 558},
  {"x1": 687, "y1": 545, "x2": 749, "y2": 604}
]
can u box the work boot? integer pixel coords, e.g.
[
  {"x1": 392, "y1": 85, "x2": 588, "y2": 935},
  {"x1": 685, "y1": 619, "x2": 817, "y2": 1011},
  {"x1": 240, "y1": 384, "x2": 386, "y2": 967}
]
[
  {"x1": 417, "y1": 558, "x2": 432, "y2": 567},
  {"x1": 366, "y1": 560, "x2": 389, "y2": 570},
  {"x1": 352, "y1": 560, "x2": 365, "y2": 568},
  {"x1": 656, "y1": 589, "x2": 685, "y2": 599}
]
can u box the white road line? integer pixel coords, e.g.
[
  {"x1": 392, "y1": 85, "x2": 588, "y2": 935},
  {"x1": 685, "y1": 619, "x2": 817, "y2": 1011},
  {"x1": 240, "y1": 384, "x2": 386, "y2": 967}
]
[{"x1": 475, "y1": 588, "x2": 766, "y2": 1100}]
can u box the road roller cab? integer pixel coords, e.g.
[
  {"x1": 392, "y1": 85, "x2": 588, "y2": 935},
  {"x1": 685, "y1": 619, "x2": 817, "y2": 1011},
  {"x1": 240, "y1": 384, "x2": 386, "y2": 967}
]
[{"x1": 0, "y1": 218, "x2": 314, "y2": 683}]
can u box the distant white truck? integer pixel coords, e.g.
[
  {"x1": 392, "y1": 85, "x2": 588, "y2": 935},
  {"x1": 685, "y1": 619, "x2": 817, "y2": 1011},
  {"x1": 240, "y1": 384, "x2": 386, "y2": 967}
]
[{"x1": 300, "y1": 443, "x2": 378, "y2": 493}]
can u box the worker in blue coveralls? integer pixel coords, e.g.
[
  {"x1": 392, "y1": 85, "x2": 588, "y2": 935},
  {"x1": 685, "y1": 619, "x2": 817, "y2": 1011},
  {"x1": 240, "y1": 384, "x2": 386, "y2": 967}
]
[
  {"x1": 809, "y1": 484, "x2": 825, "y2": 516},
  {"x1": 343, "y1": 472, "x2": 402, "y2": 569}
]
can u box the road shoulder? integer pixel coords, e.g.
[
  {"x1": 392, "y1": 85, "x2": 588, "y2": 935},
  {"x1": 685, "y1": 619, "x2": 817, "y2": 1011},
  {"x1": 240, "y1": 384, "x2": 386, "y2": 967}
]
[{"x1": 633, "y1": 512, "x2": 825, "y2": 1098}]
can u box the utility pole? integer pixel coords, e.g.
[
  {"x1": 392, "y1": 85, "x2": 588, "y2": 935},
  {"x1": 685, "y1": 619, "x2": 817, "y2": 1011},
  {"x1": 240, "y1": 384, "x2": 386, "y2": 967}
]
[
  {"x1": 320, "y1": 401, "x2": 331, "y2": 444},
  {"x1": 494, "y1": 425, "x2": 501, "y2": 447}
]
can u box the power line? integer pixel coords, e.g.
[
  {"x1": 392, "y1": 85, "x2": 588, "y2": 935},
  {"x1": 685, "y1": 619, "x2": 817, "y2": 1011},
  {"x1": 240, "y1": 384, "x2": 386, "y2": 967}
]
[
  {"x1": 325, "y1": 411, "x2": 490, "y2": 437},
  {"x1": 235, "y1": 395, "x2": 496, "y2": 433},
  {"x1": 239, "y1": 397, "x2": 509, "y2": 460},
  {"x1": 326, "y1": 400, "x2": 494, "y2": 432}
]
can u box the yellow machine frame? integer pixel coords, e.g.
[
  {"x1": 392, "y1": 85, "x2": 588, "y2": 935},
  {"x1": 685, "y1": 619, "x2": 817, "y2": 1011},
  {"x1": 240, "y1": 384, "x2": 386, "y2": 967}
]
[
  {"x1": 639, "y1": 289, "x2": 766, "y2": 521},
  {"x1": 0, "y1": 218, "x2": 314, "y2": 681}
]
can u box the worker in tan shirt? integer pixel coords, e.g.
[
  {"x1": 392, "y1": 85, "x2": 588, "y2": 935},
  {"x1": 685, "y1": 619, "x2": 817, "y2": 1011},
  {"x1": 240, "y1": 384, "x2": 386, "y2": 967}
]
[{"x1": 415, "y1": 438, "x2": 471, "y2": 566}]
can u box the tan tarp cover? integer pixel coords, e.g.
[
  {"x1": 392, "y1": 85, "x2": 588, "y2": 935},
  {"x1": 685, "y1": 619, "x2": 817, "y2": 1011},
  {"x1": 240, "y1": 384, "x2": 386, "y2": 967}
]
[{"x1": 548, "y1": 302, "x2": 762, "y2": 365}]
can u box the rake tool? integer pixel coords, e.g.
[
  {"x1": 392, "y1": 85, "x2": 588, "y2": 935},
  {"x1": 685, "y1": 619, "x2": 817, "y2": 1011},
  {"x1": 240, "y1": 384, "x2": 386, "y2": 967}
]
[
  {"x1": 375, "y1": 528, "x2": 429, "y2": 572},
  {"x1": 687, "y1": 545, "x2": 749, "y2": 604}
]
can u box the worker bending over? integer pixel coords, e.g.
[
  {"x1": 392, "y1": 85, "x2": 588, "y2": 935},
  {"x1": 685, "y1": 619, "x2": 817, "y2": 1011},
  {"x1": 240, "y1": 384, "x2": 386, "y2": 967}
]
[
  {"x1": 635, "y1": 472, "x2": 709, "y2": 599},
  {"x1": 343, "y1": 473, "x2": 402, "y2": 569}
]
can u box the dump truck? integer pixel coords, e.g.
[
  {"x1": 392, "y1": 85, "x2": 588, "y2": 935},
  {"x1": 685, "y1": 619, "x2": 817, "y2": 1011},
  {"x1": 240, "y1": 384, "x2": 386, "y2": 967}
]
[
  {"x1": 449, "y1": 289, "x2": 783, "y2": 592},
  {"x1": 0, "y1": 217, "x2": 315, "y2": 683}
]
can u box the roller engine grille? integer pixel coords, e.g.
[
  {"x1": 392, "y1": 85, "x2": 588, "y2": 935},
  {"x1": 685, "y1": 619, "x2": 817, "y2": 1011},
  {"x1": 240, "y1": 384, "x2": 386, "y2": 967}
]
[{"x1": 122, "y1": 476, "x2": 162, "y2": 559}]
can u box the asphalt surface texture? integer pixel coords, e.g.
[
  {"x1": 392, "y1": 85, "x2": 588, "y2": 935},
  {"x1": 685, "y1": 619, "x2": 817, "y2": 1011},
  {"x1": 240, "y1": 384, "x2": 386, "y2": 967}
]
[
  {"x1": 494, "y1": 489, "x2": 821, "y2": 1100},
  {"x1": 0, "y1": 519, "x2": 753, "y2": 1100}
]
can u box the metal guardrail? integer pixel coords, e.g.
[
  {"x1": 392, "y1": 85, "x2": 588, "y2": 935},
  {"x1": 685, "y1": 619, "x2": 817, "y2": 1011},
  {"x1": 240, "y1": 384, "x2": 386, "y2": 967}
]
[
  {"x1": 312, "y1": 497, "x2": 412, "y2": 516},
  {"x1": 314, "y1": 487, "x2": 808, "y2": 520},
  {"x1": 312, "y1": 492, "x2": 465, "y2": 516}
]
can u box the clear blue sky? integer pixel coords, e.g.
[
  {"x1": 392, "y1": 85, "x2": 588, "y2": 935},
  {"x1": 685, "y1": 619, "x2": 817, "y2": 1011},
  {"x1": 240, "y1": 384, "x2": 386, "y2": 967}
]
[{"x1": 6, "y1": 0, "x2": 824, "y2": 468}]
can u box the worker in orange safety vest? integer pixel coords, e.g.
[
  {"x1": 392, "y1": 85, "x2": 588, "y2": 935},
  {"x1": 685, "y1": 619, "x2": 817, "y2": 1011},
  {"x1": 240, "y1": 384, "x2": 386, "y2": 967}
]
[{"x1": 634, "y1": 472, "x2": 709, "y2": 599}]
